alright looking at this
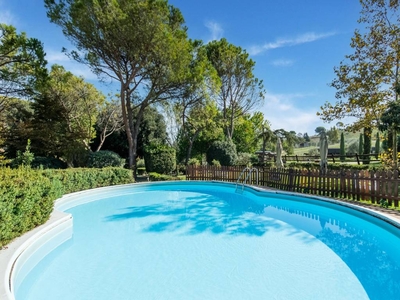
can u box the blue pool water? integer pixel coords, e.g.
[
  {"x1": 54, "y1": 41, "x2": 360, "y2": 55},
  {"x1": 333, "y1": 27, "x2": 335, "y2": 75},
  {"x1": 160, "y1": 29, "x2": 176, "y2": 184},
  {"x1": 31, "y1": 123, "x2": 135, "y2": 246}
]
[{"x1": 15, "y1": 182, "x2": 400, "y2": 299}]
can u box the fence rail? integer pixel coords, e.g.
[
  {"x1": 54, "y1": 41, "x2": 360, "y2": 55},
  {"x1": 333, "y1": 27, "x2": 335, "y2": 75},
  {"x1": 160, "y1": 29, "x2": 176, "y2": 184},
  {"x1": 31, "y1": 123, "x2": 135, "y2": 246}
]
[
  {"x1": 281, "y1": 153, "x2": 380, "y2": 165},
  {"x1": 186, "y1": 165, "x2": 400, "y2": 207}
]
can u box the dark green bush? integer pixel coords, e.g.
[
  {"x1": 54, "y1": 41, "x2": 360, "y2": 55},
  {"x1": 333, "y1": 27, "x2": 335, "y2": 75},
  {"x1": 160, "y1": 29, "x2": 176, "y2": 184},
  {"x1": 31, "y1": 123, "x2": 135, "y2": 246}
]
[
  {"x1": 31, "y1": 156, "x2": 67, "y2": 169},
  {"x1": 144, "y1": 144, "x2": 176, "y2": 174},
  {"x1": 0, "y1": 167, "x2": 133, "y2": 247},
  {"x1": 206, "y1": 140, "x2": 237, "y2": 166},
  {"x1": 87, "y1": 150, "x2": 125, "y2": 168}
]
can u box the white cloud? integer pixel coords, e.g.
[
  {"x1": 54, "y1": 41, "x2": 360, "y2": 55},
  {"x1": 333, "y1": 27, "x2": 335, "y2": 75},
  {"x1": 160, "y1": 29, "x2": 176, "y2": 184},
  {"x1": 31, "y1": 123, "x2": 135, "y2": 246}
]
[
  {"x1": 205, "y1": 20, "x2": 224, "y2": 42},
  {"x1": 0, "y1": 1, "x2": 16, "y2": 25},
  {"x1": 260, "y1": 92, "x2": 323, "y2": 134},
  {"x1": 271, "y1": 59, "x2": 294, "y2": 67},
  {"x1": 46, "y1": 50, "x2": 71, "y2": 63},
  {"x1": 249, "y1": 31, "x2": 336, "y2": 55}
]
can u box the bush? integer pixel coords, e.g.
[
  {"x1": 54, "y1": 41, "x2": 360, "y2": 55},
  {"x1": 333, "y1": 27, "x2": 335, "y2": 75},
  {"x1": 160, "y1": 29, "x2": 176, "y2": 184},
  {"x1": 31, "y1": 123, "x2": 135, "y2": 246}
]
[
  {"x1": 206, "y1": 140, "x2": 237, "y2": 166},
  {"x1": 0, "y1": 167, "x2": 134, "y2": 247},
  {"x1": 144, "y1": 144, "x2": 176, "y2": 174},
  {"x1": 148, "y1": 172, "x2": 185, "y2": 181},
  {"x1": 188, "y1": 158, "x2": 200, "y2": 166},
  {"x1": 235, "y1": 152, "x2": 257, "y2": 166},
  {"x1": 31, "y1": 156, "x2": 67, "y2": 169},
  {"x1": 87, "y1": 150, "x2": 125, "y2": 168}
]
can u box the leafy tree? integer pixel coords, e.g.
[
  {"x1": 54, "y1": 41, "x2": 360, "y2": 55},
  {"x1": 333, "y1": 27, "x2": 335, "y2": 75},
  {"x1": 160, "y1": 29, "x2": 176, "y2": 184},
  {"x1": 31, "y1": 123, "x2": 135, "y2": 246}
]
[
  {"x1": 232, "y1": 113, "x2": 259, "y2": 154},
  {"x1": 363, "y1": 127, "x2": 372, "y2": 164},
  {"x1": 45, "y1": 0, "x2": 196, "y2": 175},
  {"x1": 326, "y1": 126, "x2": 340, "y2": 144},
  {"x1": 375, "y1": 132, "x2": 380, "y2": 158},
  {"x1": 340, "y1": 132, "x2": 345, "y2": 162},
  {"x1": 94, "y1": 99, "x2": 123, "y2": 152},
  {"x1": 359, "y1": 133, "x2": 364, "y2": 155},
  {"x1": 274, "y1": 129, "x2": 298, "y2": 155},
  {"x1": 379, "y1": 101, "x2": 400, "y2": 168},
  {"x1": 315, "y1": 126, "x2": 326, "y2": 135},
  {"x1": 176, "y1": 100, "x2": 221, "y2": 165},
  {"x1": 206, "y1": 140, "x2": 237, "y2": 166},
  {"x1": 303, "y1": 132, "x2": 310, "y2": 142},
  {"x1": 32, "y1": 65, "x2": 105, "y2": 166},
  {"x1": 0, "y1": 23, "x2": 47, "y2": 115},
  {"x1": 1, "y1": 97, "x2": 34, "y2": 158},
  {"x1": 319, "y1": 0, "x2": 400, "y2": 164},
  {"x1": 205, "y1": 38, "x2": 265, "y2": 139}
]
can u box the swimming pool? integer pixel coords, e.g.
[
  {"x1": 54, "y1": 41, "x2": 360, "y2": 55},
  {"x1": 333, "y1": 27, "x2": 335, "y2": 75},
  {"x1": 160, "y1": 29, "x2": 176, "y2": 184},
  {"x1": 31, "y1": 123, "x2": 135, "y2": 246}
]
[{"x1": 7, "y1": 181, "x2": 400, "y2": 299}]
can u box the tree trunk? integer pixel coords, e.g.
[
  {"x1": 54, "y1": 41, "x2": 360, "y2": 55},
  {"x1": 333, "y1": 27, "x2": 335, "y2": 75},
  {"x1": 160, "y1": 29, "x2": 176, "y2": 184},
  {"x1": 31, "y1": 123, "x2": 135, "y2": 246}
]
[{"x1": 120, "y1": 85, "x2": 134, "y2": 170}]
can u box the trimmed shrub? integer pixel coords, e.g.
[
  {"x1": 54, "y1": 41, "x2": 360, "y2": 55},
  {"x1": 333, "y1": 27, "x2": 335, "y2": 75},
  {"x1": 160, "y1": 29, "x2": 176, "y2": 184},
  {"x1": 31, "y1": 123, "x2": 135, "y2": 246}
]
[
  {"x1": 144, "y1": 144, "x2": 176, "y2": 174},
  {"x1": 206, "y1": 140, "x2": 237, "y2": 166},
  {"x1": 0, "y1": 167, "x2": 133, "y2": 247},
  {"x1": 0, "y1": 168, "x2": 62, "y2": 247},
  {"x1": 148, "y1": 172, "x2": 185, "y2": 181},
  {"x1": 87, "y1": 150, "x2": 125, "y2": 168}
]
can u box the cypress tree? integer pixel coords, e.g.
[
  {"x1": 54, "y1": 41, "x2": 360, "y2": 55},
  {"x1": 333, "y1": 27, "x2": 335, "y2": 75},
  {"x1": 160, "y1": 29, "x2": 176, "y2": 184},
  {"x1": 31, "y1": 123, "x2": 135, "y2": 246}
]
[
  {"x1": 358, "y1": 133, "x2": 363, "y2": 155},
  {"x1": 363, "y1": 127, "x2": 371, "y2": 164},
  {"x1": 375, "y1": 132, "x2": 380, "y2": 159},
  {"x1": 340, "y1": 132, "x2": 345, "y2": 162}
]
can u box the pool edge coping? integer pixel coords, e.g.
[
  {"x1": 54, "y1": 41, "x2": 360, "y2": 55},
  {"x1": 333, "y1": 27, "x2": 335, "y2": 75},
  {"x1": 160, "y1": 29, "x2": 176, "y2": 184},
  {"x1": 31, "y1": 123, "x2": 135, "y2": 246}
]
[{"x1": 2, "y1": 180, "x2": 400, "y2": 300}]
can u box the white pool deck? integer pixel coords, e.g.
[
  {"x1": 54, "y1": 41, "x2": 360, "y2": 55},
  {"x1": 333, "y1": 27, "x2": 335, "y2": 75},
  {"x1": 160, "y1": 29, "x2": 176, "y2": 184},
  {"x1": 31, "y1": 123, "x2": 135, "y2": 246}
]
[{"x1": 1, "y1": 182, "x2": 400, "y2": 300}]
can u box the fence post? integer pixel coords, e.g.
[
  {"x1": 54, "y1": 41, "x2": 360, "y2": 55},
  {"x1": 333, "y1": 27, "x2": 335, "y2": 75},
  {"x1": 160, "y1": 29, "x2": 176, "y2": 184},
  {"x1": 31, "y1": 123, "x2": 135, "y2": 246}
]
[{"x1": 355, "y1": 154, "x2": 360, "y2": 165}]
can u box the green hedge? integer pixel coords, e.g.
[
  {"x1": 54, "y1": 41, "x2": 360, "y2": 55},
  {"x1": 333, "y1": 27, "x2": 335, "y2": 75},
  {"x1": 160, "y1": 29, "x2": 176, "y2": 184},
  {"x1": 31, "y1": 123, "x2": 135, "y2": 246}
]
[
  {"x1": 0, "y1": 167, "x2": 133, "y2": 247},
  {"x1": 144, "y1": 144, "x2": 176, "y2": 174},
  {"x1": 148, "y1": 172, "x2": 185, "y2": 181}
]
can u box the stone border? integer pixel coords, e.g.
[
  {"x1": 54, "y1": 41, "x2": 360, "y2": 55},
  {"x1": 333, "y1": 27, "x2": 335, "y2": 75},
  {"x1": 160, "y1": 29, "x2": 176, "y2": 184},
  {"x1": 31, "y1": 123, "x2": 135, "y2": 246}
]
[{"x1": 2, "y1": 181, "x2": 400, "y2": 300}]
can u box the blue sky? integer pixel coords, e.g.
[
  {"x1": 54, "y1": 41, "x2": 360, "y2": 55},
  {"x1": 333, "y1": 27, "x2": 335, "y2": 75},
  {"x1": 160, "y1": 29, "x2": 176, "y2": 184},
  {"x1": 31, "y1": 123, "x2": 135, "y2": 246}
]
[{"x1": 0, "y1": 0, "x2": 362, "y2": 135}]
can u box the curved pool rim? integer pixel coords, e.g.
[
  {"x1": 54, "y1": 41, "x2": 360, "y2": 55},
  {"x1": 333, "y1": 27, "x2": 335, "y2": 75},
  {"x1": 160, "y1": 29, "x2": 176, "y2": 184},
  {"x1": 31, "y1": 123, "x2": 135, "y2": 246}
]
[{"x1": 2, "y1": 180, "x2": 400, "y2": 300}]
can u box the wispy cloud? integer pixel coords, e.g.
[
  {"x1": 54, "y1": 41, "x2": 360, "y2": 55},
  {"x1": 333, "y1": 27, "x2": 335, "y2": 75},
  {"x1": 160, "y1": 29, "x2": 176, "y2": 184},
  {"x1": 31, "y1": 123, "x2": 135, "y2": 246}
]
[
  {"x1": 249, "y1": 31, "x2": 336, "y2": 56},
  {"x1": 271, "y1": 59, "x2": 294, "y2": 67},
  {"x1": 0, "y1": 0, "x2": 16, "y2": 25},
  {"x1": 260, "y1": 92, "x2": 323, "y2": 134},
  {"x1": 205, "y1": 20, "x2": 224, "y2": 42}
]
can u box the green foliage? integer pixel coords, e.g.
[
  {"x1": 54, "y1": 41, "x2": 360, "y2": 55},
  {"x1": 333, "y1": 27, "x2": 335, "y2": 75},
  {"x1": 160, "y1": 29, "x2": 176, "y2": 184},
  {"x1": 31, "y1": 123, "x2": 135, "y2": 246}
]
[
  {"x1": 31, "y1": 156, "x2": 67, "y2": 169},
  {"x1": 13, "y1": 139, "x2": 34, "y2": 167},
  {"x1": 206, "y1": 140, "x2": 238, "y2": 166},
  {"x1": 0, "y1": 168, "x2": 61, "y2": 247},
  {"x1": 148, "y1": 172, "x2": 185, "y2": 182},
  {"x1": 187, "y1": 158, "x2": 200, "y2": 166},
  {"x1": 0, "y1": 23, "x2": 47, "y2": 114},
  {"x1": 136, "y1": 158, "x2": 145, "y2": 168},
  {"x1": 0, "y1": 167, "x2": 133, "y2": 247},
  {"x1": 379, "y1": 199, "x2": 389, "y2": 209},
  {"x1": 340, "y1": 132, "x2": 345, "y2": 162},
  {"x1": 363, "y1": 127, "x2": 372, "y2": 164},
  {"x1": 144, "y1": 144, "x2": 176, "y2": 174},
  {"x1": 375, "y1": 132, "x2": 380, "y2": 159},
  {"x1": 31, "y1": 65, "x2": 105, "y2": 167},
  {"x1": 315, "y1": 127, "x2": 326, "y2": 135},
  {"x1": 205, "y1": 38, "x2": 265, "y2": 140},
  {"x1": 211, "y1": 159, "x2": 221, "y2": 166},
  {"x1": 87, "y1": 150, "x2": 124, "y2": 168},
  {"x1": 359, "y1": 134, "x2": 363, "y2": 155},
  {"x1": 235, "y1": 152, "x2": 257, "y2": 166},
  {"x1": 44, "y1": 0, "x2": 194, "y2": 169}
]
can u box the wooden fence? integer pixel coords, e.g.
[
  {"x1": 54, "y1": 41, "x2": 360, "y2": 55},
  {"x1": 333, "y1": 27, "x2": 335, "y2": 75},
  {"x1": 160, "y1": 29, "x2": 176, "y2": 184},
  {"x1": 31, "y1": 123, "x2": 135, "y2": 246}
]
[
  {"x1": 186, "y1": 165, "x2": 400, "y2": 207},
  {"x1": 281, "y1": 153, "x2": 379, "y2": 165}
]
